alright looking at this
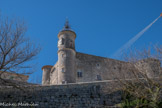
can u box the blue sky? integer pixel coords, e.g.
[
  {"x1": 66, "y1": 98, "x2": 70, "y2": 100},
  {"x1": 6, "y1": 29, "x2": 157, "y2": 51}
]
[{"x1": 0, "y1": 0, "x2": 162, "y2": 83}]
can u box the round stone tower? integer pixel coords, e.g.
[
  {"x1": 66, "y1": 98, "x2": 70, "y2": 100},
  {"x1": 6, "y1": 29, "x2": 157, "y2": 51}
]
[
  {"x1": 42, "y1": 65, "x2": 53, "y2": 85},
  {"x1": 57, "y1": 20, "x2": 76, "y2": 84}
]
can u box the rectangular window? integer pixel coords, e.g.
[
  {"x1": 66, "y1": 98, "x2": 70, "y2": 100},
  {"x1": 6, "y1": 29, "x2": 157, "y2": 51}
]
[
  {"x1": 62, "y1": 80, "x2": 66, "y2": 84},
  {"x1": 62, "y1": 68, "x2": 65, "y2": 72},
  {"x1": 97, "y1": 75, "x2": 101, "y2": 80},
  {"x1": 96, "y1": 64, "x2": 100, "y2": 67},
  {"x1": 77, "y1": 71, "x2": 82, "y2": 78}
]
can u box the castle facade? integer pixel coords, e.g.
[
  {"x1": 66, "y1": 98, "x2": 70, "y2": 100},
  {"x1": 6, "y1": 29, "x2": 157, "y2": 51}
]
[{"x1": 42, "y1": 21, "x2": 161, "y2": 85}]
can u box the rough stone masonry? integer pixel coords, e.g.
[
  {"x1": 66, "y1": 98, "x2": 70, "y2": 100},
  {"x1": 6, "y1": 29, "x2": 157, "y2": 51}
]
[{"x1": 0, "y1": 81, "x2": 122, "y2": 108}]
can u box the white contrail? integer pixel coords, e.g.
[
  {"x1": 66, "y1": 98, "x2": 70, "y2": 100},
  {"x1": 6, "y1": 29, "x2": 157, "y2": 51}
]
[{"x1": 112, "y1": 16, "x2": 160, "y2": 58}]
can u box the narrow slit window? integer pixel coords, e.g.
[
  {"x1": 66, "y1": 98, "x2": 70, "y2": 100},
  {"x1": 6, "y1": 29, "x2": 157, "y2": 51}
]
[
  {"x1": 69, "y1": 40, "x2": 73, "y2": 48},
  {"x1": 61, "y1": 38, "x2": 65, "y2": 45}
]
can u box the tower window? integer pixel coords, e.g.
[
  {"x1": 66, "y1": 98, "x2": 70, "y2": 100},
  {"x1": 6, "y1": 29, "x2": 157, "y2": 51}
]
[
  {"x1": 62, "y1": 68, "x2": 65, "y2": 72},
  {"x1": 77, "y1": 71, "x2": 82, "y2": 78},
  {"x1": 61, "y1": 38, "x2": 65, "y2": 45},
  {"x1": 58, "y1": 38, "x2": 65, "y2": 45},
  {"x1": 69, "y1": 40, "x2": 73, "y2": 48},
  {"x1": 97, "y1": 75, "x2": 101, "y2": 80}
]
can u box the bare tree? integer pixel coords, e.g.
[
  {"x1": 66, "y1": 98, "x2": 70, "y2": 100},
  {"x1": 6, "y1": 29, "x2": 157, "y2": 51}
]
[
  {"x1": 0, "y1": 14, "x2": 40, "y2": 87},
  {"x1": 117, "y1": 45, "x2": 162, "y2": 108},
  {"x1": 122, "y1": 44, "x2": 162, "y2": 63}
]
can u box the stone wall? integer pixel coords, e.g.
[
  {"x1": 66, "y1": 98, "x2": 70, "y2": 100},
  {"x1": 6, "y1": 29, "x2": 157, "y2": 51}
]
[
  {"x1": 0, "y1": 71, "x2": 29, "y2": 82},
  {"x1": 0, "y1": 81, "x2": 121, "y2": 108},
  {"x1": 47, "y1": 52, "x2": 161, "y2": 85},
  {"x1": 76, "y1": 52, "x2": 137, "y2": 82},
  {"x1": 49, "y1": 52, "x2": 138, "y2": 85}
]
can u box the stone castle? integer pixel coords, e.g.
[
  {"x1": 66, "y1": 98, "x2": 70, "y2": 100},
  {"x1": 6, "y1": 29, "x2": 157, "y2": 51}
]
[
  {"x1": 42, "y1": 21, "x2": 161, "y2": 85},
  {"x1": 0, "y1": 21, "x2": 161, "y2": 108}
]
